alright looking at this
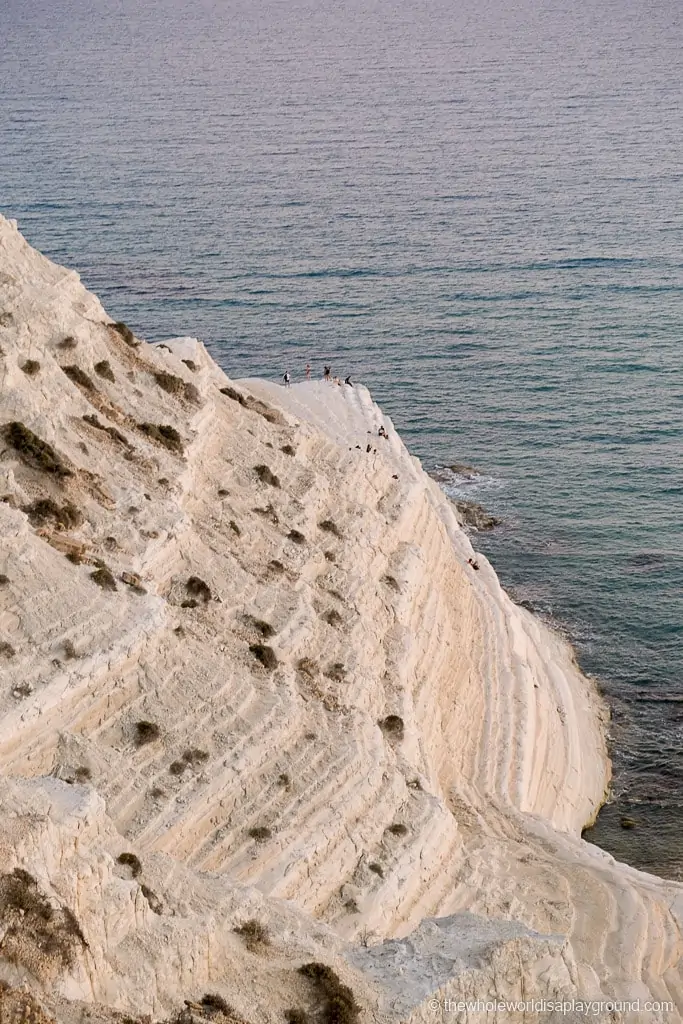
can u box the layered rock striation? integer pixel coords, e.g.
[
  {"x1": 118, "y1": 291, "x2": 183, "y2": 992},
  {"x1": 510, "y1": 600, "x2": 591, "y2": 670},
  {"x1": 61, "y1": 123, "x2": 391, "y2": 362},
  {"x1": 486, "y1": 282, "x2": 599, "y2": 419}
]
[{"x1": 0, "y1": 215, "x2": 681, "y2": 1023}]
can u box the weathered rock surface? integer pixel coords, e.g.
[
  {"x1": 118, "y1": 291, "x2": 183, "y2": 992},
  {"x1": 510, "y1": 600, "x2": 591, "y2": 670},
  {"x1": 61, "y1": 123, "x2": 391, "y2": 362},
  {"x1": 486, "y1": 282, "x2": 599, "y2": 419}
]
[{"x1": 0, "y1": 215, "x2": 681, "y2": 1023}]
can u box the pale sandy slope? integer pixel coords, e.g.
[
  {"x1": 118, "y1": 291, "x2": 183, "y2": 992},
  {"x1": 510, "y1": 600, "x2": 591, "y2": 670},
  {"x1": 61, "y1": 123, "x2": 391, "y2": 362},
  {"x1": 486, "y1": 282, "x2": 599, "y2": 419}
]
[{"x1": 0, "y1": 214, "x2": 681, "y2": 1023}]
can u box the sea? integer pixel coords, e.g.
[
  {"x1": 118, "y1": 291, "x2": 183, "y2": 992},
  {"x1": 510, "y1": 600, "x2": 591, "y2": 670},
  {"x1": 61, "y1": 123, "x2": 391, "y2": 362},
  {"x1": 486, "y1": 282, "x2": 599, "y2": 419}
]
[{"x1": 2, "y1": 0, "x2": 682, "y2": 879}]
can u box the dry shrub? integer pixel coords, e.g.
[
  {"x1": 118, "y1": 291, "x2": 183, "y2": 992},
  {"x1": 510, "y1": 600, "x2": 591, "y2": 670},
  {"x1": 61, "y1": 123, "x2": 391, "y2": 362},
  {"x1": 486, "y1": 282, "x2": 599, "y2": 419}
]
[
  {"x1": 288, "y1": 529, "x2": 306, "y2": 544},
  {"x1": 244, "y1": 615, "x2": 274, "y2": 638},
  {"x1": 0, "y1": 574, "x2": 9, "y2": 587},
  {"x1": 186, "y1": 576, "x2": 212, "y2": 602},
  {"x1": 277, "y1": 772, "x2": 291, "y2": 788},
  {"x1": 297, "y1": 657, "x2": 318, "y2": 678},
  {"x1": 61, "y1": 364, "x2": 96, "y2": 391},
  {"x1": 268, "y1": 559, "x2": 285, "y2": 574},
  {"x1": 110, "y1": 322, "x2": 139, "y2": 347},
  {"x1": 62, "y1": 639, "x2": 78, "y2": 660},
  {"x1": 318, "y1": 520, "x2": 342, "y2": 538},
  {"x1": 381, "y1": 574, "x2": 400, "y2": 592},
  {"x1": 368, "y1": 862, "x2": 384, "y2": 878},
  {"x1": 323, "y1": 609, "x2": 342, "y2": 628},
  {"x1": 182, "y1": 359, "x2": 197, "y2": 372},
  {"x1": 247, "y1": 826, "x2": 272, "y2": 842},
  {"x1": 253, "y1": 503, "x2": 279, "y2": 524},
  {"x1": 57, "y1": 335, "x2": 77, "y2": 350},
  {"x1": 234, "y1": 918, "x2": 270, "y2": 951},
  {"x1": 386, "y1": 823, "x2": 408, "y2": 837},
  {"x1": 219, "y1": 385, "x2": 247, "y2": 406},
  {"x1": 22, "y1": 498, "x2": 82, "y2": 530},
  {"x1": 74, "y1": 766, "x2": 91, "y2": 783},
  {"x1": 94, "y1": 359, "x2": 115, "y2": 381},
  {"x1": 298, "y1": 963, "x2": 360, "y2": 1024},
  {"x1": 200, "y1": 994, "x2": 232, "y2": 1016},
  {"x1": 0, "y1": 641, "x2": 16, "y2": 658},
  {"x1": 91, "y1": 566, "x2": 117, "y2": 591},
  {"x1": 4, "y1": 422, "x2": 71, "y2": 476},
  {"x1": 83, "y1": 413, "x2": 130, "y2": 446},
  {"x1": 379, "y1": 715, "x2": 404, "y2": 739},
  {"x1": 281, "y1": 444, "x2": 296, "y2": 456},
  {"x1": 254, "y1": 464, "x2": 280, "y2": 488},
  {"x1": 21, "y1": 359, "x2": 41, "y2": 376},
  {"x1": 0, "y1": 868, "x2": 87, "y2": 978},
  {"x1": 116, "y1": 852, "x2": 142, "y2": 878},
  {"x1": 140, "y1": 883, "x2": 163, "y2": 914},
  {"x1": 285, "y1": 1011, "x2": 310, "y2": 1024},
  {"x1": 324, "y1": 663, "x2": 346, "y2": 682},
  {"x1": 229, "y1": 520, "x2": 241, "y2": 536},
  {"x1": 249, "y1": 644, "x2": 277, "y2": 670},
  {"x1": 139, "y1": 422, "x2": 183, "y2": 452},
  {"x1": 134, "y1": 720, "x2": 161, "y2": 746}
]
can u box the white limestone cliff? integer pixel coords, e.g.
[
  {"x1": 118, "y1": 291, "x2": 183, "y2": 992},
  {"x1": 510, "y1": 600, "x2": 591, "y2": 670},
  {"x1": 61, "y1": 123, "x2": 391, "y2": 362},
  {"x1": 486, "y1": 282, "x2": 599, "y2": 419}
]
[{"x1": 0, "y1": 214, "x2": 681, "y2": 1024}]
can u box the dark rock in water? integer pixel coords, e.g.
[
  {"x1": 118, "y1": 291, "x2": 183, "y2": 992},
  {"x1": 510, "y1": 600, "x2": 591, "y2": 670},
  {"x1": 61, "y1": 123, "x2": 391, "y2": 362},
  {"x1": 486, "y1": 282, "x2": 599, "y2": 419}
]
[
  {"x1": 429, "y1": 462, "x2": 481, "y2": 483},
  {"x1": 620, "y1": 816, "x2": 639, "y2": 830},
  {"x1": 448, "y1": 462, "x2": 480, "y2": 478},
  {"x1": 454, "y1": 500, "x2": 501, "y2": 531}
]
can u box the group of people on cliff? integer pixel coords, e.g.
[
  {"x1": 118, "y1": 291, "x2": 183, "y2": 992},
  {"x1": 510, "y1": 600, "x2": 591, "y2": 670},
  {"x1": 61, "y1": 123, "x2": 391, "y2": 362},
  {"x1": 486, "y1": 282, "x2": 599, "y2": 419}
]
[{"x1": 281, "y1": 364, "x2": 353, "y2": 387}]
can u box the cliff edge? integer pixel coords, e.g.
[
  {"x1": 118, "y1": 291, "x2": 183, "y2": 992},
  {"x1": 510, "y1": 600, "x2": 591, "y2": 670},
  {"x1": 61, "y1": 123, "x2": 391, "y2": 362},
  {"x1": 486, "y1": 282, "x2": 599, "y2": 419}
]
[{"x1": 0, "y1": 215, "x2": 681, "y2": 1023}]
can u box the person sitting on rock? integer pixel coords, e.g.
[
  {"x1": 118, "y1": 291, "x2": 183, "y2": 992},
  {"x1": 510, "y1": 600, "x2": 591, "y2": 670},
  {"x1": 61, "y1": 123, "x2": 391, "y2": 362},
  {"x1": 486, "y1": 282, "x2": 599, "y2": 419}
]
[{"x1": 467, "y1": 557, "x2": 480, "y2": 571}]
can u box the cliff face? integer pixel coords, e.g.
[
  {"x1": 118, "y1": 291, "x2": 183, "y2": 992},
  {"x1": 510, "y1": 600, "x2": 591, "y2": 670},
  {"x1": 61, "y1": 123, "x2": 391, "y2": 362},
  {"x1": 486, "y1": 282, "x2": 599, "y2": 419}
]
[{"x1": 0, "y1": 215, "x2": 681, "y2": 1024}]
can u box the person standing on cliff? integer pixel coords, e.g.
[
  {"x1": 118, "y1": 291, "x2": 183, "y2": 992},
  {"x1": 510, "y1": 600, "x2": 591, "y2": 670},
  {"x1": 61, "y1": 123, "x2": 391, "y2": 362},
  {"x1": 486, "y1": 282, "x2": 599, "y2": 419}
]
[
  {"x1": 305, "y1": 363, "x2": 311, "y2": 380},
  {"x1": 282, "y1": 371, "x2": 291, "y2": 387},
  {"x1": 323, "y1": 365, "x2": 331, "y2": 381}
]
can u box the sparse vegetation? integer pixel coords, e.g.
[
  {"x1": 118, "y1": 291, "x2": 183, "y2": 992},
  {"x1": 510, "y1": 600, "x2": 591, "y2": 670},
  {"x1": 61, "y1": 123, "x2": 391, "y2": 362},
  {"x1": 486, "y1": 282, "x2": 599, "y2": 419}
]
[
  {"x1": 297, "y1": 657, "x2": 318, "y2": 678},
  {"x1": 134, "y1": 721, "x2": 161, "y2": 746},
  {"x1": 181, "y1": 359, "x2": 197, "y2": 372},
  {"x1": 253, "y1": 503, "x2": 279, "y2": 524},
  {"x1": 229, "y1": 520, "x2": 241, "y2": 536},
  {"x1": 91, "y1": 566, "x2": 117, "y2": 591},
  {"x1": 21, "y1": 359, "x2": 41, "y2": 376},
  {"x1": 150, "y1": 786, "x2": 165, "y2": 799},
  {"x1": 323, "y1": 609, "x2": 342, "y2": 628},
  {"x1": 74, "y1": 766, "x2": 91, "y2": 783},
  {"x1": 324, "y1": 550, "x2": 336, "y2": 563},
  {"x1": 4, "y1": 421, "x2": 71, "y2": 476},
  {"x1": 234, "y1": 918, "x2": 270, "y2": 951},
  {"x1": 298, "y1": 962, "x2": 360, "y2": 1024},
  {"x1": 82, "y1": 413, "x2": 130, "y2": 446},
  {"x1": 281, "y1": 444, "x2": 296, "y2": 456},
  {"x1": 94, "y1": 359, "x2": 115, "y2": 382},
  {"x1": 277, "y1": 772, "x2": 291, "y2": 788},
  {"x1": 254, "y1": 464, "x2": 280, "y2": 488},
  {"x1": 247, "y1": 826, "x2": 272, "y2": 842},
  {"x1": 62, "y1": 364, "x2": 96, "y2": 391},
  {"x1": 110, "y1": 322, "x2": 138, "y2": 347},
  {"x1": 244, "y1": 615, "x2": 275, "y2": 638},
  {"x1": 0, "y1": 868, "x2": 87, "y2": 975},
  {"x1": 0, "y1": 574, "x2": 8, "y2": 587},
  {"x1": 386, "y1": 823, "x2": 408, "y2": 837},
  {"x1": 288, "y1": 529, "x2": 306, "y2": 544},
  {"x1": 153, "y1": 371, "x2": 200, "y2": 403},
  {"x1": 379, "y1": 715, "x2": 404, "y2": 739},
  {"x1": 181, "y1": 599, "x2": 198, "y2": 609},
  {"x1": 139, "y1": 422, "x2": 183, "y2": 453},
  {"x1": 249, "y1": 644, "x2": 278, "y2": 670},
  {"x1": 219, "y1": 385, "x2": 247, "y2": 406},
  {"x1": 116, "y1": 852, "x2": 142, "y2": 878},
  {"x1": 169, "y1": 760, "x2": 187, "y2": 776},
  {"x1": 169, "y1": 748, "x2": 209, "y2": 777},
  {"x1": 186, "y1": 576, "x2": 212, "y2": 602},
  {"x1": 268, "y1": 559, "x2": 285, "y2": 574},
  {"x1": 368, "y1": 862, "x2": 384, "y2": 878},
  {"x1": 285, "y1": 1010, "x2": 310, "y2": 1024},
  {"x1": 0, "y1": 641, "x2": 16, "y2": 659},
  {"x1": 57, "y1": 335, "x2": 78, "y2": 350},
  {"x1": 140, "y1": 883, "x2": 163, "y2": 914},
  {"x1": 381, "y1": 575, "x2": 400, "y2": 592},
  {"x1": 63, "y1": 640, "x2": 78, "y2": 660},
  {"x1": 200, "y1": 994, "x2": 232, "y2": 1016},
  {"x1": 22, "y1": 498, "x2": 82, "y2": 530},
  {"x1": 318, "y1": 520, "x2": 342, "y2": 538},
  {"x1": 407, "y1": 777, "x2": 423, "y2": 790},
  {"x1": 324, "y1": 663, "x2": 346, "y2": 682},
  {"x1": 217, "y1": 488, "x2": 229, "y2": 497}
]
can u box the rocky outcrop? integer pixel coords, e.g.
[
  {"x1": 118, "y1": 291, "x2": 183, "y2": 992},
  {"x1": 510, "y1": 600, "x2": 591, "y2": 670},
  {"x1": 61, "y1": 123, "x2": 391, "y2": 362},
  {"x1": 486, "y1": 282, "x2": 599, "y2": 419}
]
[{"x1": 1, "y1": 215, "x2": 681, "y2": 1023}]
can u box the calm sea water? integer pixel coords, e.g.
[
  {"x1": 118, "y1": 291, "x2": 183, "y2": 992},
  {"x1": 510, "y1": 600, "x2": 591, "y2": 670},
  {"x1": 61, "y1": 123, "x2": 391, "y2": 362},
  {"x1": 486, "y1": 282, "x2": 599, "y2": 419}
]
[{"x1": 2, "y1": 0, "x2": 682, "y2": 878}]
